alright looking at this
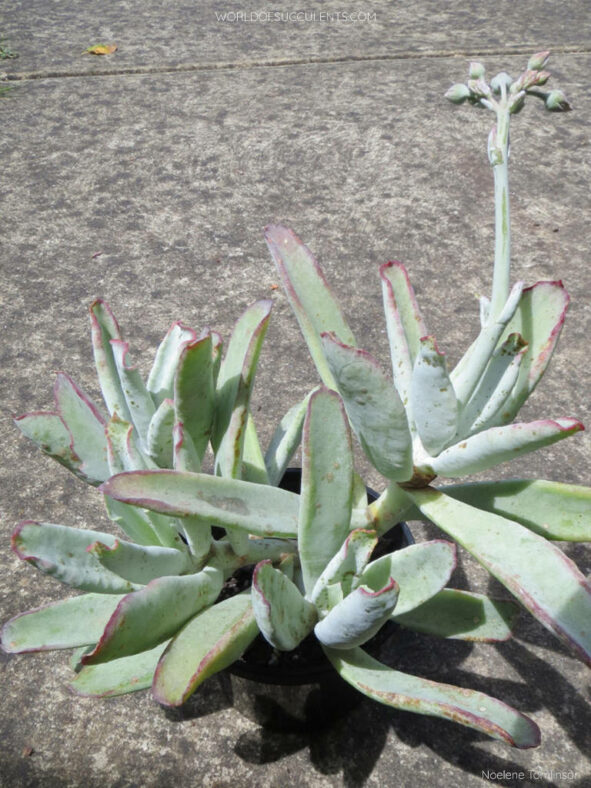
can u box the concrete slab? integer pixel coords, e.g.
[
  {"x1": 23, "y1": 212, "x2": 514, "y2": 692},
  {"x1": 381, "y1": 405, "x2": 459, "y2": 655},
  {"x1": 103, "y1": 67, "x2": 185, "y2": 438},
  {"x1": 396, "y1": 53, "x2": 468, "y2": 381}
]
[
  {"x1": 2, "y1": 1, "x2": 590, "y2": 77},
  {"x1": 1, "y1": 40, "x2": 590, "y2": 788}
]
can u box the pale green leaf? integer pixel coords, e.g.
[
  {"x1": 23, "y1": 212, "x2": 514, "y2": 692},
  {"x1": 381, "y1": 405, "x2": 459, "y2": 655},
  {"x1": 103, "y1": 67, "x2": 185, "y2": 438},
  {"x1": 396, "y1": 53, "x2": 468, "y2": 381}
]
[
  {"x1": 408, "y1": 487, "x2": 591, "y2": 665},
  {"x1": 361, "y1": 540, "x2": 456, "y2": 616},
  {"x1": 298, "y1": 387, "x2": 354, "y2": 594},
  {"x1": 101, "y1": 470, "x2": 300, "y2": 538},
  {"x1": 252, "y1": 560, "x2": 317, "y2": 650},
  {"x1": 1, "y1": 593, "x2": 124, "y2": 652},
  {"x1": 411, "y1": 336, "x2": 458, "y2": 455},
  {"x1": 325, "y1": 646, "x2": 540, "y2": 748},
  {"x1": 12, "y1": 521, "x2": 141, "y2": 594},
  {"x1": 71, "y1": 641, "x2": 170, "y2": 697},
  {"x1": 265, "y1": 224, "x2": 356, "y2": 388},
  {"x1": 322, "y1": 335, "x2": 413, "y2": 481},
  {"x1": 81, "y1": 567, "x2": 223, "y2": 664},
  {"x1": 152, "y1": 593, "x2": 258, "y2": 707},
  {"x1": 392, "y1": 588, "x2": 519, "y2": 641}
]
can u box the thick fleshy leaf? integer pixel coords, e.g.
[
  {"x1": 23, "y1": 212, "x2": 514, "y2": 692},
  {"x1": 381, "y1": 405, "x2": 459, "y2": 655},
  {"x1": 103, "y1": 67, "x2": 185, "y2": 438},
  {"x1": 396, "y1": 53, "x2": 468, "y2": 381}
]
[
  {"x1": 81, "y1": 566, "x2": 223, "y2": 664},
  {"x1": 213, "y1": 300, "x2": 271, "y2": 449},
  {"x1": 411, "y1": 336, "x2": 458, "y2": 455},
  {"x1": 106, "y1": 415, "x2": 155, "y2": 473},
  {"x1": 497, "y1": 281, "x2": 570, "y2": 422},
  {"x1": 53, "y1": 373, "x2": 109, "y2": 484},
  {"x1": 172, "y1": 421, "x2": 193, "y2": 472},
  {"x1": 103, "y1": 496, "x2": 171, "y2": 547},
  {"x1": 210, "y1": 329, "x2": 224, "y2": 386},
  {"x1": 171, "y1": 426, "x2": 214, "y2": 559},
  {"x1": 146, "y1": 398, "x2": 175, "y2": 468},
  {"x1": 441, "y1": 479, "x2": 591, "y2": 541},
  {"x1": 88, "y1": 539, "x2": 194, "y2": 584},
  {"x1": 153, "y1": 593, "x2": 258, "y2": 707},
  {"x1": 103, "y1": 458, "x2": 185, "y2": 552},
  {"x1": 366, "y1": 481, "x2": 416, "y2": 536},
  {"x1": 350, "y1": 471, "x2": 373, "y2": 529},
  {"x1": 314, "y1": 579, "x2": 399, "y2": 649},
  {"x1": 89, "y1": 299, "x2": 132, "y2": 420},
  {"x1": 428, "y1": 418, "x2": 583, "y2": 478},
  {"x1": 298, "y1": 387, "x2": 354, "y2": 594},
  {"x1": 380, "y1": 260, "x2": 427, "y2": 370},
  {"x1": 147, "y1": 321, "x2": 197, "y2": 407},
  {"x1": 178, "y1": 515, "x2": 213, "y2": 563},
  {"x1": 361, "y1": 541, "x2": 456, "y2": 616},
  {"x1": 101, "y1": 470, "x2": 300, "y2": 537},
  {"x1": 1, "y1": 593, "x2": 124, "y2": 653},
  {"x1": 71, "y1": 641, "x2": 169, "y2": 697},
  {"x1": 457, "y1": 333, "x2": 528, "y2": 437},
  {"x1": 213, "y1": 300, "x2": 272, "y2": 477},
  {"x1": 252, "y1": 561, "x2": 317, "y2": 650},
  {"x1": 174, "y1": 334, "x2": 215, "y2": 471},
  {"x1": 392, "y1": 589, "x2": 519, "y2": 641},
  {"x1": 265, "y1": 395, "x2": 310, "y2": 486},
  {"x1": 14, "y1": 412, "x2": 82, "y2": 476},
  {"x1": 310, "y1": 528, "x2": 378, "y2": 610},
  {"x1": 321, "y1": 335, "x2": 413, "y2": 481},
  {"x1": 209, "y1": 535, "x2": 296, "y2": 572},
  {"x1": 242, "y1": 414, "x2": 270, "y2": 484},
  {"x1": 451, "y1": 281, "x2": 524, "y2": 406},
  {"x1": 408, "y1": 487, "x2": 591, "y2": 666},
  {"x1": 12, "y1": 521, "x2": 141, "y2": 594},
  {"x1": 325, "y1": 646, "x2": 540, "y2": 748},
  {"x1": 110, "y1": 340, "x2": 156, "y2": 449},
  {"x1": 265, "y1": 224, "x2": 356, "y2": 388}
]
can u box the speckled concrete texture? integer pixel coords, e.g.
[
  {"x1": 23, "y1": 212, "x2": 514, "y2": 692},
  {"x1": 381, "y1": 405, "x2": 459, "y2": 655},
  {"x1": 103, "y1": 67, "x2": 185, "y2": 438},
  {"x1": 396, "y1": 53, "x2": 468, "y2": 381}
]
[
  {"x1": 2, "y1": 1, "x2": 591, "y2": 77},
  {"x1": 1, "y1": 5, "x2": 591, "y2": 787}
]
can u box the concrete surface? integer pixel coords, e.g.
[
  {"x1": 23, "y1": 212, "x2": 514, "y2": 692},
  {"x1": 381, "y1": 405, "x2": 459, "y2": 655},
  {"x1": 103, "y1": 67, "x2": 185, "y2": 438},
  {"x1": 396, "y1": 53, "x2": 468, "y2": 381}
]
[{"x1": 1, "y1": 3, "x2": 590, "y2": 787}]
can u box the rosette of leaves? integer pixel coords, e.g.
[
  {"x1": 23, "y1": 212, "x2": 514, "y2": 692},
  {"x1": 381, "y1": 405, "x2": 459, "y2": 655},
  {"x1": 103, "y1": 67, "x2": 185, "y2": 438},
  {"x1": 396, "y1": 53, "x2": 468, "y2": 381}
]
[
  {"x1": 262, "y1": 55, "x2": 591, "y2": 680},
  {"x1": 2, "y1": 299, "x2": 309, "y2": 695},
  {"x1": 99, "y1": 386, "x2": 536, "y2": 747}
]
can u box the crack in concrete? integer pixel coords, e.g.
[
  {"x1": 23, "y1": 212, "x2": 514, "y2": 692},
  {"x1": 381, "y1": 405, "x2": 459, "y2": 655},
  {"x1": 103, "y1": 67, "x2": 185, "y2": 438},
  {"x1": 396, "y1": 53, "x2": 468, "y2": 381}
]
[{"x1": 4, "y1": 43, "x2": 591, "y2": 82}]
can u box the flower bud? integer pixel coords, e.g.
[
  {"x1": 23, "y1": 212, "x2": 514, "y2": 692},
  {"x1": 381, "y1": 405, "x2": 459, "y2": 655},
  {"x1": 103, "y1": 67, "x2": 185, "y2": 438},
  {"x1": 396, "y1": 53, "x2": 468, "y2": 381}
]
[
  {"x1": 527, "y1": 50, "x2": 550, "y2": 71},
  {"x1": 535, "y1": 70, "x2": 551, "y2": 86},
  {"x1": 491, "y1": 72, "x2": 513, "y2": 94},
  {"x1": 467, "y1": 78, "x2": 491, "y2": 99},
  {"x1": 545, "y1": 89, "x2": 572, "y2": 112},
  {"x1": 444, "y1": 83, "x2": 471, "y2": 104},
  {"x1": 468, "y1": 61, "x2": 485, "y2": 79},
  {"x1": 509, "y1": 90, "x2": 526, "y2": 115}
]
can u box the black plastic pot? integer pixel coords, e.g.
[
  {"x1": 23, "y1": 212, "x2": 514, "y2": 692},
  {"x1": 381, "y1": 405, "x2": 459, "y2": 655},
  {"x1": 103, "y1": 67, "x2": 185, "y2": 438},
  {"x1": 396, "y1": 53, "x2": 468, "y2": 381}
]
[{"x1": 222, "y1": 468, "x2": 414, "y2": 731}]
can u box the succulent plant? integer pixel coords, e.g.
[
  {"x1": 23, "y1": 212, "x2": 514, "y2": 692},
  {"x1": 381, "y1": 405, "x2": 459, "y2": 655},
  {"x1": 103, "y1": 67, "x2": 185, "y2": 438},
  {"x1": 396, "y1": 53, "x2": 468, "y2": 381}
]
[
  {"x1": 262, "y1": 54, "x2": 591, "y2": 682},
  {"x1": 2, "y1": 52, "x2": 588, "y2": 751}
]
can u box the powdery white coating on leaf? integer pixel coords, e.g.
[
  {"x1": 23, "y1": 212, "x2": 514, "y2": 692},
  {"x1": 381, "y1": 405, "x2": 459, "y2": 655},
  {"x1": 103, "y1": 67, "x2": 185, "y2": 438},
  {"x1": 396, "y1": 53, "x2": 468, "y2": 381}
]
[
  {"x1": 1, "y1": 593, "x2": 125, "y2": 653},
  {"x1": 361, "y1": 540, "x2": 457, "y2": 616},
  {"x1": 251, "y1": 560, "x2": 317, "y2": 651},
  {"x1": 152, "y1": 594, "x2": 258, "y2": 706},
  {"x1": 100, "y1": 469, "x2": 300, "y2": 537},
  {"x1": 321, "y1": 335, "x2": 413, "y2": 481},
  {"x1": 314, "y1": 578, "x2": 399, "y2": 649},
  {"x1": 147, "y1": 321, "x2": 198, "y2": 408},
  {"x1": 429, "y1": 418, "x2": 583, "y2": 477},
  {"x1": 325, "y1": 646, "x2": 540, "y2": 748},
  {"x1": 81, "y1": 567, "x2": 223, "y2": 665},
  {"x1": 409, "y1": 488, "x2": 591, "y2": 666},
  {"x1": 265, "y1": 224, "x2": 356, "y2": 388},
  {"x1": 411, "y1": 336, "x2": 458, "y2": 456},
  {"x1": 298, "y1": 387, "x2": 354, "y2": 594}
]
